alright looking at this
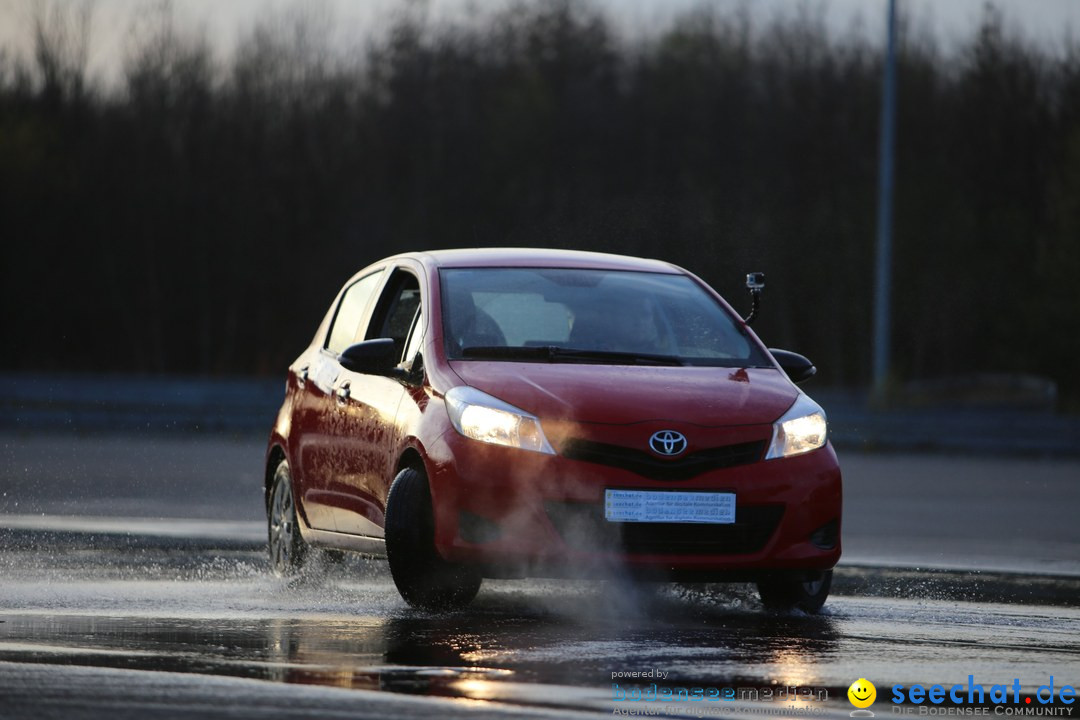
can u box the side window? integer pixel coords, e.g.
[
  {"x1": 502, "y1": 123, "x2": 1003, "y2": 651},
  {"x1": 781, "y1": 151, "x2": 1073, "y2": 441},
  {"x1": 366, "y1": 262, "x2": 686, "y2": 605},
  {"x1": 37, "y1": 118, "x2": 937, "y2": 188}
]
[
  {"x1": 326, "y1": 271, "x2": 383, "y2": 355},
  {"x1": 367, "y1": 270, "x2": 422, "y2": 361},
  {"x1": 402, "y1": 311, "x2": 424, "y2": 365}
]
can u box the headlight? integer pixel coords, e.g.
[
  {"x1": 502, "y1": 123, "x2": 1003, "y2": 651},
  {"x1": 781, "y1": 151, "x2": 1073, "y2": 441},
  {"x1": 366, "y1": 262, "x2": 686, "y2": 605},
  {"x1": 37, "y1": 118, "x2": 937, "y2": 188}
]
[
  {"x1": 764, "y1": 394, "x2": 828, "y2": 460},
  {"x1": 444, "y1": 386, "x2": 555, "y2": 454}
]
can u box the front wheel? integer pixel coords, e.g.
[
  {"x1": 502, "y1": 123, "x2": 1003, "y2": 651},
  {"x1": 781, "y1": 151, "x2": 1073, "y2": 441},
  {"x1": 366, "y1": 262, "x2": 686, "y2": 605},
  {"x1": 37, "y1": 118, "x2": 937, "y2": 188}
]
[
  {"x1": 757, "y1": 570, "x2": 832, "y2": 613},
  {"x1": 385, "y1": 467, "x2": 481, "y2": 610},
  {"x1": 268, "y1": 459, "x2": 309, "y2": 577}
]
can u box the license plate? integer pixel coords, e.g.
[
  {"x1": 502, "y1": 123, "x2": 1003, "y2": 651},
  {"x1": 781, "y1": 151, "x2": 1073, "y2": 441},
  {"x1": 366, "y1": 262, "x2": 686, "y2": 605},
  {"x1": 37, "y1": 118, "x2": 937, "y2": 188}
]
[{"x1": 603, "y1": 489, "x2": 736, "y2": 524}]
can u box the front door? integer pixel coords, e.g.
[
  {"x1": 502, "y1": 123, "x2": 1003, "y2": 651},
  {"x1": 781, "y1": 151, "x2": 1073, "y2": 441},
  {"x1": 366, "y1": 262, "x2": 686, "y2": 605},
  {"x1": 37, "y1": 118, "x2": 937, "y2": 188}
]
[
  {"x1": 326, "y1": 268, "x2": 422, "y2": 537},
  {"x1": 293, "y1": 268, "x2": 384, "y2": 531}
]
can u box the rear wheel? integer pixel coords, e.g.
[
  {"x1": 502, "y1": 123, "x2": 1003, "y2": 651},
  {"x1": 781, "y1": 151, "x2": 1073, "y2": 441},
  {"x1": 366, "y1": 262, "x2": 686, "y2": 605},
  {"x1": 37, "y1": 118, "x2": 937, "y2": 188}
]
[
  {"x1": 757, "y1": 570, "x2": 832, "y2": 613},
  {"x1": 385, "y1": 467, "x2": 481, "y2": 610},
  {"x1": 268, "y1": 459, "x2": 309, "y2": 577}
]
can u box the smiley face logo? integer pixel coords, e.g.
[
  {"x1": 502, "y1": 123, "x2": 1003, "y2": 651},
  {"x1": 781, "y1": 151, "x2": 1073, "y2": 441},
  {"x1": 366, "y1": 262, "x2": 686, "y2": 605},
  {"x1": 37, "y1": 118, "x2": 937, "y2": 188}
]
[{"x1": 848, "y1": 678, "x2": 877, "y2": 709}]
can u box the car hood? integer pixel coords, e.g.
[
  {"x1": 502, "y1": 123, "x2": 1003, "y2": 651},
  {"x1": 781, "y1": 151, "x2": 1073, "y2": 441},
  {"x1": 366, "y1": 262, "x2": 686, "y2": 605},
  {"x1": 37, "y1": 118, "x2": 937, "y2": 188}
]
[{"x1": 447, "y1": 361, "x2": 798, "y2": 426}]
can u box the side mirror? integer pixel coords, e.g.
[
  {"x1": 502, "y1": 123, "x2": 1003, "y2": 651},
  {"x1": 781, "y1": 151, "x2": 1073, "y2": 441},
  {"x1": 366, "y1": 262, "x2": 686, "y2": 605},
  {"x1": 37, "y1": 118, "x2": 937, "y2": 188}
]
[
  {"x1": 340, "y1": 338, "x2": 398, "y2": 374},
  {"x1": 769, "y1": 348, "x2": 817, "y2": 384}
]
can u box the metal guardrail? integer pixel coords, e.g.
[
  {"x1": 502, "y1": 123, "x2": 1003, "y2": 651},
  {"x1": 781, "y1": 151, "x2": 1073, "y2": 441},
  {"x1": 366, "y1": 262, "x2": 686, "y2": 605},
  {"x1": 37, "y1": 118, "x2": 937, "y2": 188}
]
[
  {"x1": 815, "y1": 390, "x2": 1080, "y2": 457},
  {"x1": 0, "y1": 374, "x2": 284, "y2": 434},
  {"x1": 2, "y1": 375, "x2": 1078, "y2": 456}
]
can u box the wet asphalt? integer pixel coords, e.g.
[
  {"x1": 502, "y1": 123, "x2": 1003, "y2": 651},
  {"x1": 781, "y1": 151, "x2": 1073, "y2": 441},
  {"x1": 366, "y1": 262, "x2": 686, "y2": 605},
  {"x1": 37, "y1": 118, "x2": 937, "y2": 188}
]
[{"x1": 1, "y1": 543, "x2": 1078, "y2": 719}]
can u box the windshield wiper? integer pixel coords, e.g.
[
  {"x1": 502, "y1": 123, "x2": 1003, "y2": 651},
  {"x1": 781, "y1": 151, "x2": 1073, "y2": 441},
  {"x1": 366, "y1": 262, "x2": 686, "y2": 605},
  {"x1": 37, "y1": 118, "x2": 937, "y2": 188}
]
[
  {"x1": 548, "y1": 348, "x2": 684, "y2": 366},
  {"x1": 460, "y1": 345, "x2": 684, "y2": 366},
  {"x1": 460, "y1": 346, "x2": 550, "y2": 360}
]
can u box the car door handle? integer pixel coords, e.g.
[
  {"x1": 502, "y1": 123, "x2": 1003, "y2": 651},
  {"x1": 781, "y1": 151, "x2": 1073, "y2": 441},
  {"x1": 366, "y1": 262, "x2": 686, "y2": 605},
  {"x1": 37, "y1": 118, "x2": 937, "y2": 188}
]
[{"x1": 335, "y1": 382, "x2": 351, "y2": 406}]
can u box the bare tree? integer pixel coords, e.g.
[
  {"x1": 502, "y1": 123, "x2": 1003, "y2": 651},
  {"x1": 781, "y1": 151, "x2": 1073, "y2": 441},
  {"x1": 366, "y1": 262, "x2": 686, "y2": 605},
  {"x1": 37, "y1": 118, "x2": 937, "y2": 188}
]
[{"x1": 30, "y1": 0, "x2": 94, "y2": 101}]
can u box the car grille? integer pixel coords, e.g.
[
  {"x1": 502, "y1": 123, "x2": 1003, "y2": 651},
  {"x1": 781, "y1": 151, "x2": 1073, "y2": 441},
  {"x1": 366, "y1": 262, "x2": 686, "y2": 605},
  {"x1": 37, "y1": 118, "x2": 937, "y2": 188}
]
[
  {"x1": 558, "y1": 438, "x2": 766, "y2": 480},
  {"x1": 544, "y1": 502, "x2": 784, "y2": 556}
]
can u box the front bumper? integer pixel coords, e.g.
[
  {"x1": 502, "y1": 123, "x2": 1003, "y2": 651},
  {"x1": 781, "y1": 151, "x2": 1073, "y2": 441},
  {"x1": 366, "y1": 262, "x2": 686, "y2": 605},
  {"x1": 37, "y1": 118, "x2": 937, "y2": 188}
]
[{"x1": 425, "y1": 425, "x2": 842, "y2": 579}]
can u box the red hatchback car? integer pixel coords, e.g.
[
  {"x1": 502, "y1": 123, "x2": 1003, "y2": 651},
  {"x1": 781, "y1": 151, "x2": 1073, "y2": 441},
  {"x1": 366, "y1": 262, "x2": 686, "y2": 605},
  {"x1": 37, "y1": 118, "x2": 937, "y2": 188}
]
[{"x1": 265, "y1": 249, "x2": 842, "y2": 611}]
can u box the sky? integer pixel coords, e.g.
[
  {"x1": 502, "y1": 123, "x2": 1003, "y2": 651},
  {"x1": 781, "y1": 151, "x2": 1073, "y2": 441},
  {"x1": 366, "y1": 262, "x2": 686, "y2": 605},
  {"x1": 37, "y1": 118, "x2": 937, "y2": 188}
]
[{"x1": 1, "y1": 0, "x2": 1078, "y2": 85}]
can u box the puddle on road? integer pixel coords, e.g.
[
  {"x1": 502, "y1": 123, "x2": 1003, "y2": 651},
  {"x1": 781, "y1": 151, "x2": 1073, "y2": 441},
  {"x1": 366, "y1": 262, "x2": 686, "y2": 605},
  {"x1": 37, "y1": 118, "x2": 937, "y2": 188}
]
[
  {"x1": 0, "y1": 609, "x2": 847, "y2": 711},
  {"x1": 0, "y1": 547, "x2": 852, "y2": 706}
]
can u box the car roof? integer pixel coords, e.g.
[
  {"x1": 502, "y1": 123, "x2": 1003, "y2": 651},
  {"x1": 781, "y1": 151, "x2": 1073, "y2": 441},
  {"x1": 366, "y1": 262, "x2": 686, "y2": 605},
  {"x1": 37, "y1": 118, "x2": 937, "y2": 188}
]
[{"x1": 391, "y1": 248, "x2": 684, "y2": 274}]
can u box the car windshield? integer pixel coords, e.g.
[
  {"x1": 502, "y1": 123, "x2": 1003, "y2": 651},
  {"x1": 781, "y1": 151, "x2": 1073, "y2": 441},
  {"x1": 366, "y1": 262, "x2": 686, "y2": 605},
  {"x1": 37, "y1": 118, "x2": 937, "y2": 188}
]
[{"x1": 440, "y1": 267, "x2": 770, "y2": 367}]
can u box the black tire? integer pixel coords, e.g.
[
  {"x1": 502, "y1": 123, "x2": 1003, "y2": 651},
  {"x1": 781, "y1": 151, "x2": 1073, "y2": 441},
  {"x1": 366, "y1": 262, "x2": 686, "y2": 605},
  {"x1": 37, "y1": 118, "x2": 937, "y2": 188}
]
[
  {"x1": 385, "y1": 467, "x2": 481, "y2": 610},
  {"x1": 757, "y1": 569, "x2": 832, "y2": 613},
  {"x1": 267, "y1": 459, "x2": 309, "y2": 577}
]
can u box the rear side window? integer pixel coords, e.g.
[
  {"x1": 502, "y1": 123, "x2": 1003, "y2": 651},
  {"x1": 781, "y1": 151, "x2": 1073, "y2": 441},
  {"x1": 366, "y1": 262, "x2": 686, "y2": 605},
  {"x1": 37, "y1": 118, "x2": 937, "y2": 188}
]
[{"x1": 326, "y1": 271, "x2": 383, "y2": 355}]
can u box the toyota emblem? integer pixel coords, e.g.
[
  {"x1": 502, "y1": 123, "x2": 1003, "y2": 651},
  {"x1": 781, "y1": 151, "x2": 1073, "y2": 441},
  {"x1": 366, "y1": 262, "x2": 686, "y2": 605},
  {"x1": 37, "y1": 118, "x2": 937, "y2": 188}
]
[{"x1": 649, "y1": 430, "x2": 688, "y2": 456}]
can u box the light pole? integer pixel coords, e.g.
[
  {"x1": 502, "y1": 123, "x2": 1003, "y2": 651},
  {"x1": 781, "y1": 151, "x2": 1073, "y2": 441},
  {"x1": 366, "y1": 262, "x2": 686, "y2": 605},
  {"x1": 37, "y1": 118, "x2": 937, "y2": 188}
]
[{"x1": 872, "y1": 0, "x2": 898, "y2": 402}]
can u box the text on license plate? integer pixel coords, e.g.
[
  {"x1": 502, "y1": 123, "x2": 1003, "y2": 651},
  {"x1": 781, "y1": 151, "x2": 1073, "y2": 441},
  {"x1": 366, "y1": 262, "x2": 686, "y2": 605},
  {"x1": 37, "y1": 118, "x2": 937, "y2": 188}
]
[{"x1": 603, "y1": 489, "x2": 736, "y2": 524}]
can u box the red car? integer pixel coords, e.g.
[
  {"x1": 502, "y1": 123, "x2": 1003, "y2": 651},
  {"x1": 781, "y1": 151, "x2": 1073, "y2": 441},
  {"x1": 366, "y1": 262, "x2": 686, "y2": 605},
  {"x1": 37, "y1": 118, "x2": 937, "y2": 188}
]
[{"x1": 265, "y1": 249, "x2": 841, "y2": 611}]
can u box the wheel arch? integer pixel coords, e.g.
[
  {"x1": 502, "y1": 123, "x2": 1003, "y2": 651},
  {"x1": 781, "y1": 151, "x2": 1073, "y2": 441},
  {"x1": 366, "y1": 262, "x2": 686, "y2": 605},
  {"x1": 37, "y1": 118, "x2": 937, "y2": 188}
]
[
  {"x1": 265, "y1": 444, "x2": 287, "y2": 511},
  {"x1": 396, "y1": 445, "x2": 427, "y2": 477}
]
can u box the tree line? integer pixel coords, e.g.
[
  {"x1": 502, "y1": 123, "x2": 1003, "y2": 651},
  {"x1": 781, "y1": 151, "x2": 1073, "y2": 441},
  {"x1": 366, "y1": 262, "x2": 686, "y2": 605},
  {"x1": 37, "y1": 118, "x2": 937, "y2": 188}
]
[{"x1": 2, "y1": 1, "x2": 1078, "y2": 406}]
